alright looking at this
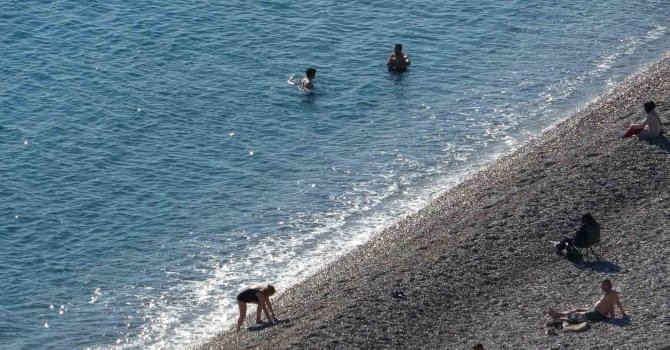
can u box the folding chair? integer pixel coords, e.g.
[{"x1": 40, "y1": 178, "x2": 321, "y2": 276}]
[{"x1": 573, "y1": 227, "x2": 602, "y2": 261}]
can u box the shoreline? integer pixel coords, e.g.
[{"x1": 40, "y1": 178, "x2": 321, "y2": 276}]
[{"x1": 199, "y1": 54, "x2": 670, "y2": 349}]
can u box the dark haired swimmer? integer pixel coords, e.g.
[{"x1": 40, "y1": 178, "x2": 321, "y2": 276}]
[
  {"x1": 236, "y1": 284, "x2": 277, "y2": 332},
  {"x1": 387, "y1": 43, "x2": 410, "y2": 72},
  {"x1": 301, "y1": 67, "x2": 316, "y2": 91}
]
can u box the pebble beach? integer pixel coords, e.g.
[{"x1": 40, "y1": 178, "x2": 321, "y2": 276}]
[{"x1": 199, "y1": 55, "x2": 670, "y2": 350}]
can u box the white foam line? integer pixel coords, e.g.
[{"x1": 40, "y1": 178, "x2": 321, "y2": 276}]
[
  {"x1": 596, "y1": 25, "x2": 668, "y2": 74},
  {"x1": 91, "y1": 39, "x2": 670, "y2": 350}
]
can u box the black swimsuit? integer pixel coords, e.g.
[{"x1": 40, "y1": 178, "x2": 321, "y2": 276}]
[{"x1": 237, "y1": 288, "x2": 260, "y2": 303}]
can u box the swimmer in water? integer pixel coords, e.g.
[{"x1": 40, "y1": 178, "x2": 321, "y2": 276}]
[
  {"x1": 387, "y1": 43, "x2": 410, "y2": 72},
  {"x1": 301, "y1": 67, "x2": 316, "y2": 91}
]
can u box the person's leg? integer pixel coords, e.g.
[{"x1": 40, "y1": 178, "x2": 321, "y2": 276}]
[
  {"x1": 623, "y1": 126, "x2": 644, "y2": 138},
  {"x1": 546, "y1": 307, "x2": 589, "y2": 320},
  {"x1": 567, "y1": 312, "x2": 588, "y2": 322},
  {"x1": 237, "y1": 301, "x2": 247, "y2": 332},
  {"x1": 546, "y1": 308, "x2": 565, "y2": 319},
  {"x1": 570, "y1": 308, "x2": 590, "y2": 313},
  {"x1": 638, "y1": 128, "x2": 658, "y2": 139}
]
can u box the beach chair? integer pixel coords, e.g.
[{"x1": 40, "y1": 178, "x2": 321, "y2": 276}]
[{"x1": 572, "y1": 226, "x2": 601, "y2": 261}]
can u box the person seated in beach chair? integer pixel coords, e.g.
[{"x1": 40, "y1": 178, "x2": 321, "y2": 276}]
[
  {"x1": 622, "y1": 101, "x2": 663, "y2": 139},
  {"x1": 545, "y1": 279, "x2": 626, "y2": 323},
  {"x1": 236, "y1": 284, "x2": 277, "y2": 332},
  {"x1": 555, "y1": 213, "x2": 600, "y2": 258}
]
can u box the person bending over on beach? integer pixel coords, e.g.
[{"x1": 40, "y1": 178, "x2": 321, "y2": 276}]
[
  {"x1": 545, "y1": 279, "x2": 626, "y2": 323},
  {"x1": 236, "y1": 284, "x2": 277, "y2": 332},
  {"x1": 387, "y1": 43, "x2": 410, "y2": 72},
  {"x1": 301, "y1": 67, "x2": 316, "y2": 91},
  {"x1": 555, "y1": 213, "x2": 599, "y2": 257},
  {"x1": 621, "y1": 101, "x2": 662, "y2": 139}
]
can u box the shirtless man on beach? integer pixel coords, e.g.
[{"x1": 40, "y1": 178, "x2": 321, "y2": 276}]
[
  {"x1": 387, "y1": 43, "x2": 410, "y2": 71},
  {"x1": 545, "y1": 279, "x2": 626, "y2": 322}
]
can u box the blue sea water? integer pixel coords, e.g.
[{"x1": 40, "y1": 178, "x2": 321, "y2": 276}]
[{"x1": 1, "y1": 1, "x2": 669, "y2": 348}]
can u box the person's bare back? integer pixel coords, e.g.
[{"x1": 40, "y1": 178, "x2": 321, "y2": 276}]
[
  {"x1": 301, "y1": 77, "x2": 313, "y2": 90},
  {"x1": 594, "y1": 289, "x2": 625, "y2": 318}
]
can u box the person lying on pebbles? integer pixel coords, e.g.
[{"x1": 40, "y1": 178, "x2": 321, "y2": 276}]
[{"x1": 545, "y1": 279, "x2": 626, "y2": 323}]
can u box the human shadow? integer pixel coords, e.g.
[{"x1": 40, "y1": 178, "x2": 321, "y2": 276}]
[
  {"x1": 609, "y1": 315, "x2": 631, "y2": 327},
  {"x1": 571, "y1": 259, "x2": 621, "y2": 273},
  {"x1": 246, "y1": 318, "x2": 291, "y2": 332},
  {"x1": 644, "y1": 135, "x2": 670, "y2": 153}
]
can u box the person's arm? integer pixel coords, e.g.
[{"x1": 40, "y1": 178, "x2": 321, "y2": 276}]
[
  {"x1": 404, "y1": 55, "x2": 410, "y2": 66},
  {"x1": 616, "y1": 293, "x2": 626, "y2": 317},
  {"x1": 266, "y1": 297, "x2": 276, "y2": 320},
  {"x1": 387, "y1": 54, "x2": 396, "y2": 68},
  {"x1": 257, "y1": 294, "x2": 272, "y2": 321},
  {"x1": 631, "y1": 115, "x2": 650, "y2": 129}
]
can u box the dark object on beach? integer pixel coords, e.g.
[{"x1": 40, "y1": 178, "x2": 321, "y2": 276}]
[
  {"x1": 555, "y1": 213, "x2": 601, "y2": 260},
  {"x1": 472, "y1": 343, "x2": 484, "y2": 350},
  {"x1": 562, "y1": 321, "x2": 590, "y2": 332},
  {"x1": 391, "y1": 290, "x2": 407, "y2": 300}
]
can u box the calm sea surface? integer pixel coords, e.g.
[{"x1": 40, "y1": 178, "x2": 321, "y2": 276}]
[{"x1": 1, "y1": 1, "x2": 669, "y2": 348}]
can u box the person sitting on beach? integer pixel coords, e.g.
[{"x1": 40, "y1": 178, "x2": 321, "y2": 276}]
[
  {"x1": 387, "y1": 43, "x2": 410, "y2": 72},
  {"x1": 621, "y1": 101, "x2": 663, "y2": 139},
  {"x1": 301, "y1": 67, "x2": 316, "y2": 91},
  {"x1": 555, "y1": 213, "x2": 599, "y2": 257},
  {"x1": 545, "y1": 279, "x2": 626, "y2": 323},
  {"x1": 236, "y1": 284, "x2": 277, "y2": 332}
]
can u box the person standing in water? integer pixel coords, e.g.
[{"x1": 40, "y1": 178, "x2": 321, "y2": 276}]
[
  {"x1": 236, "y1": 284, "x2": 277, "y2": 332},
  {"x1": 301, "y1": 67, "x2": 316, "y2": 91},
  {"x1": 387, "y1": 43, "x2": 411, "y2": 72}
]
